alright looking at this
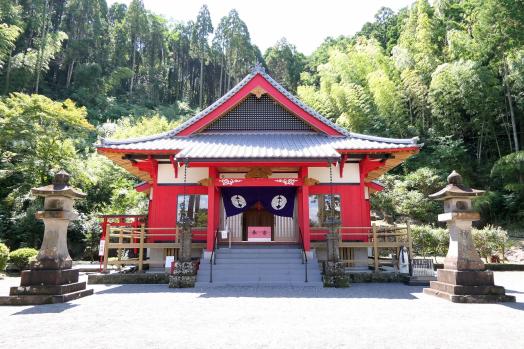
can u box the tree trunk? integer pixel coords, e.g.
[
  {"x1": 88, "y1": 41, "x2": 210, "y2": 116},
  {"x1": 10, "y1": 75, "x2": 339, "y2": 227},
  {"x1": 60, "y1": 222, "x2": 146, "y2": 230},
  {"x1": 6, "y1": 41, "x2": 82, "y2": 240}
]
[
  {"x1": 219, "y1": 61, "x2": 223, "y2": 97},
  {"x1": 130, "y1": 39, "x2": 136, "y2": 96},
  {"x1": 66, "y1": 59, "x2": 75, "y2": 89},
  {"x1": 3, "y1": 50, "x2": 13, "y2": 94},
  {"x1": 35, "y1": 0, "x2": 49, "y2": 94},
  {"x1": 503, "y1": 59, "x2": 519, "y2": 152},
  {"x1": 199, "y1": 57, "x2": 204, "y2": 108}
]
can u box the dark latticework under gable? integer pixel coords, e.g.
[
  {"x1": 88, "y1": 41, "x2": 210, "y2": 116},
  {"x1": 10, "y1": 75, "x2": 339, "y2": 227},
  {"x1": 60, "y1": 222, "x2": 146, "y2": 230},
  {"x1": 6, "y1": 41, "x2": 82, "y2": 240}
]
[{"x1": 204, "y1": 94, "x2": 315, "y2": 131}]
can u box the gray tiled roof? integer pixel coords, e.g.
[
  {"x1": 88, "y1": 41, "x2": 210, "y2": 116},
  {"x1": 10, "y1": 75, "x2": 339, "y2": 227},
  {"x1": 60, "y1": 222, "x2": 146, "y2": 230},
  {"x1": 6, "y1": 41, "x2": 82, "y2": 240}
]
[
  {"x1": 100, "y1": 64, "x2": 350, "y2": 147},
  {"x1": 98, "y1": 65, "x2": 420, "y2": 159},
  {"x1": 100, "y1": 132, "x2": 418, "y2": 160}
]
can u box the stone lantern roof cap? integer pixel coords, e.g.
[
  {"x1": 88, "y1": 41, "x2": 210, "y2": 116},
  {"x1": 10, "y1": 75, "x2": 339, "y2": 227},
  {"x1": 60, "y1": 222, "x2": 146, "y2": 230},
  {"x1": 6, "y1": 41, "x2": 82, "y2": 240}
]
[
  {"x1": 429, "y1": 170, "x2": 484, "y2": 200},
  {"x1": 31, "y1": 170, "x2": 86, "y2": 198}
]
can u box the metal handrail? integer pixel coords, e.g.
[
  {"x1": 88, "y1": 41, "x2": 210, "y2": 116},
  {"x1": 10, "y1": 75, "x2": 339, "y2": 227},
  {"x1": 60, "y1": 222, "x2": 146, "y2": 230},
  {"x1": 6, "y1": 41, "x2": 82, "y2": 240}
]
[
  {"x1": 209, "y1": 229, "x2": 219, "y2": 283},
  {"x1": 298, "y1": 227, "x2": 308, "y2": 282}
]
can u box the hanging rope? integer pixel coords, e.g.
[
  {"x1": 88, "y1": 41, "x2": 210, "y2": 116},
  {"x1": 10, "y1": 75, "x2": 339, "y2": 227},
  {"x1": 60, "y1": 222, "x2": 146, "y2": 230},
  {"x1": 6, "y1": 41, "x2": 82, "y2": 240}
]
[
  {"x1": 178, "y1": 158, "x2": 192, "y2": 229},
  {"x1": 329, "y1": 160, "x2": 335, "y2": 234}
]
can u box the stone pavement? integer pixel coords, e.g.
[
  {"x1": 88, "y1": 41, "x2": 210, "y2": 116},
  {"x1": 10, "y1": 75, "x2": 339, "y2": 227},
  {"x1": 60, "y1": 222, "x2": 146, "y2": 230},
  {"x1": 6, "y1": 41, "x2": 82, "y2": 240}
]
[{"x1": 0, "y1": 272, "x2": 523, "y2": 349}]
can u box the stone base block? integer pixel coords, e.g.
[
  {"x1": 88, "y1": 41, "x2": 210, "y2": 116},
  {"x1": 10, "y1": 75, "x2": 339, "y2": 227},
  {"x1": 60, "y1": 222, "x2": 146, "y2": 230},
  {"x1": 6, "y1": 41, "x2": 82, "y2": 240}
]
[
  {"x1": 429, "y1": 281, "x2": 506, "y2": 295},
  {"x1": 10, "y1": 281, "x2": 87, "y2": 296},
  {"x1": 437, "y1": 269, "x2": 493, "y2": 286},
  {"x1": 0, "y1": 267, "x2": 93, "y2": 306},
  {"x1": 324, "y1": 261, "x2": 350, "y2": 288},
  {"x1": 0, "y1": 289, "x2": 94, "y2": 306},
  {"x1": 21, "y1": 268, "x2": 79, "y2": 286},
  {"x1": 423, "y1": 288, "x2": 515, "y2": 303},
  {"x1": 424, "y1": 268, "x2": 515, "y2": 303},
  {"x1": 169, "y1": 261, "x2": 196, "y2": 288}
]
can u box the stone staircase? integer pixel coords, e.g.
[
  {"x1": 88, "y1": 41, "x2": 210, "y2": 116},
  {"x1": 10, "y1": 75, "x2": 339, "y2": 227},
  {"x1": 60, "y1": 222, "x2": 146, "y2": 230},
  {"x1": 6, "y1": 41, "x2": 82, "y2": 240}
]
[{"x1": 196, "y1": 245, "x2": 323, "y2": 287}]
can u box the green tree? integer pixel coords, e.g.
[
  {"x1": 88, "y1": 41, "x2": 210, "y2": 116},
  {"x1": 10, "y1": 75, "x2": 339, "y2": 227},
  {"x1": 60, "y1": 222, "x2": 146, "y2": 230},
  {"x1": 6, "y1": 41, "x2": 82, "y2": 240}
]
[
  {"x1": 264, "y1": 38, "x2": 306, "y2": 93},
  {"x1": 192, "y1": 5, "x2": 213, "y2": 108}
]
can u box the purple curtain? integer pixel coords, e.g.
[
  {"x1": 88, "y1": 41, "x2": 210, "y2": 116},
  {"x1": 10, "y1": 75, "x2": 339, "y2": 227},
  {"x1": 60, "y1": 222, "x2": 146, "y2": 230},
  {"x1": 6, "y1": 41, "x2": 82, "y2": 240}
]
[{"x1": 222, "y1": 187, "x2": 296, "y2": 218}]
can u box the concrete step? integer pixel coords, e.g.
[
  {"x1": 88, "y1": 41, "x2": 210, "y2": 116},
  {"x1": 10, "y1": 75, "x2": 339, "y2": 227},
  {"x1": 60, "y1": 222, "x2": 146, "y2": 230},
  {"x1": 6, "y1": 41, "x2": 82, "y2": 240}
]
[
  {"x1": 198, "y1": 270, "x2": 321, "y2": 278},
  {"x1": 215, "y1": 248, "x2": 303, "y2": 254},
  {"x1": 195, "y1": 281, "x2": 324, "y2": 287},
  {"x1": 198, "y1": 266, "x2": 321, "y2": 274},
  {"x1": 215, "y1": 253, "x2": 303, "y2": 259},
  {"x1": 196, "y1": 246, "x2": 323, "y2": 287},
  {"x1": 205, "y1": 257, "x2": 302, "y2": 264}
]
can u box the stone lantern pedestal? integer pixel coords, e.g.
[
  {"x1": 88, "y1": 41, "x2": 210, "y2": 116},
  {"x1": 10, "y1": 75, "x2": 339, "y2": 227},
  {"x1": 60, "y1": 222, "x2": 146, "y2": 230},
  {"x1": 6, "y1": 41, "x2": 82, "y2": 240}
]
[
  {"x1": 0, "y1": 171, "x2": 93, "y2": 305},
  {"x1": 323, "y1": 232, "x2": 350, "y2": 288},
  {"x1": 169, "y1": 216, "x2": 197, "y2": 288},
  {"x1": 423, "y1": 171, "x2": 515, "y2": 303}
]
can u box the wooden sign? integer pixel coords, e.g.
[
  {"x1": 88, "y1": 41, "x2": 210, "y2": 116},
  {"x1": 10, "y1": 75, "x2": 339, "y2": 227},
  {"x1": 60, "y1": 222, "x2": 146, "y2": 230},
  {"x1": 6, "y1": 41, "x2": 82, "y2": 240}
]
[{"x1": 248, "y1": 226, "x2": 271, "y2": 242}]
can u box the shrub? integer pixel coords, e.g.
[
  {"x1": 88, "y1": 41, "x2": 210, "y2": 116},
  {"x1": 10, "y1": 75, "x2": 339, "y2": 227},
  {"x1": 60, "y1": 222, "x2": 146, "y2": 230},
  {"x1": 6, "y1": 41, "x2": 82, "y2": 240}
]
[
  {"x1": 0, "y1": 243, "x2": 9, "y2": 272},
  {"x1": 472, "y1": 225, "x2": 511, "y2": 261},
  {"x1": 9, "y1": 248, "x2": 38, "y2": 271},
  {"x1": 410, "y1": 225, "x2": 449, "y2": 257}
]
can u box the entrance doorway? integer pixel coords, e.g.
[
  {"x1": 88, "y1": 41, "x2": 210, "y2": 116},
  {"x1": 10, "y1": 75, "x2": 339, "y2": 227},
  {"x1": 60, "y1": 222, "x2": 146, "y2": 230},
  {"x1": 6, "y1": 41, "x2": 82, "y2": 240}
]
[{"x1": 242, "y1": 202, "x2": 275, "y2": 241}]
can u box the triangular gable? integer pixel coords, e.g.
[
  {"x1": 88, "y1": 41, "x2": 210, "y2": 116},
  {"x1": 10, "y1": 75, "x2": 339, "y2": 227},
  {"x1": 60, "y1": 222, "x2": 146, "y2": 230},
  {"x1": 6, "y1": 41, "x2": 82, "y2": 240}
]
[
  {"x1": 204, "y1": 94, "x2": 315, "y2": 132},
  {"x1": 174, "y1": 66, "x2": 346, "y2": 137}
]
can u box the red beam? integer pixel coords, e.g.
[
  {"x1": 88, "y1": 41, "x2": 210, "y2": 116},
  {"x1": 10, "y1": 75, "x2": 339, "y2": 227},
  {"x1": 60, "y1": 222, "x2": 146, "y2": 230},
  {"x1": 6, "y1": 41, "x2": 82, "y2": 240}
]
[
  {"x1": 365, "y1": 181, "x2": 384, "y2": 192},
  {"x1": 339, "y1": 154, "x2": 348, "y2": 177},
  {"x1": 169, "y1": 155, "x2": 178, "y2": 178},
  {"x1": 216, "y1": 177, "x2": 303, "y2": 187}
]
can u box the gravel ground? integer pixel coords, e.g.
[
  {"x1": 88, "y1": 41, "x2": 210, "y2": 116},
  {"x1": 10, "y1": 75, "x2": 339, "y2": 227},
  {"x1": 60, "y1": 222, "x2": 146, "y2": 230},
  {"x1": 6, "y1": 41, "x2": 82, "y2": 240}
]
[{"x1": 0, "y1": 272, "x2": 523, "y2": 349}]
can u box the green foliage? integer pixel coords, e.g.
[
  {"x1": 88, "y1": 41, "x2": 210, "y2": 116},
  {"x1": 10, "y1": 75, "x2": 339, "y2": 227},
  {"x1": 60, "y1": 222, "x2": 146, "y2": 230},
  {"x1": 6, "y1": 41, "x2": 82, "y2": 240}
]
[
  {"x1": 371, "y1": 167, "x2": 445, "y2": 223},
  {"x1": 104, "y1": 114, "x2": 180, "y2": 140},
  {"x1": 411, "y1": 224, "x2": 512, "y2": 260},
  {"x1": 8, "y1": 247, "x2": 38, "y2": 271},
  {"x1": 0, "y1": 242, "x2": 9, "y2": 271},
  {"x1": 472, "y1": 225, "x2": 512, "y2": 261},
  {"x1": 264, "y1": 38, "x2": 306, "y2": 93},
  {"x1": 410, "y1": 224, "x2": 449, "y2": 257}
]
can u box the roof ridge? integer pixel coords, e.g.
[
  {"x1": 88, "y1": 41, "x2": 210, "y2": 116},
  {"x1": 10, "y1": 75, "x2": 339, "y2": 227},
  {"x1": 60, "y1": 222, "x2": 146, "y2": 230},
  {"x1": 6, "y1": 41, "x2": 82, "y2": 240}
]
[{"x1": 349, "y1": 132, "x2": 419, "y2": 145}]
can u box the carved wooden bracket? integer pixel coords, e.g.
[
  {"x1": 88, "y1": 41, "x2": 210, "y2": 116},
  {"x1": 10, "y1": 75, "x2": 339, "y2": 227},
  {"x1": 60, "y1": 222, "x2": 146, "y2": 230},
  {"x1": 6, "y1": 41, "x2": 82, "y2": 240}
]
[
  {"x1": 245, "y1": 166, "x2": 272, "y2": 178},
  {"x1": 304, "y1": 177, "x2": 320, "y2": 186},
  {"x1": 251, "y1": 86, "x2": 267, "y2": 98},
  {"x1": 198, "y1": 178, "x2": 212, "y2": 186}
]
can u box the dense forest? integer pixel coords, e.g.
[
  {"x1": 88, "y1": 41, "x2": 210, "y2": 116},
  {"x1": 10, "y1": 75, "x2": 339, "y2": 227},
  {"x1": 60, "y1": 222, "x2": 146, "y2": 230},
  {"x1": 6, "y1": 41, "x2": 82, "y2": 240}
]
[{"x1": 0, "y1": 0, "x2": 523, "y2": 256}]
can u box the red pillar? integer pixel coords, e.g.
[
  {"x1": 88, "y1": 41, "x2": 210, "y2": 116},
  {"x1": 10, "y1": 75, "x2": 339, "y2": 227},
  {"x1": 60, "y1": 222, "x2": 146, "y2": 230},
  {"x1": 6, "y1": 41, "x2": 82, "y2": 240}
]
[
  {"x1": 299, "y1": 167, "x2": 310, "y2": 251},
  {"x1": 206, "y1": 167, "x2": 218, "y2": 251}
]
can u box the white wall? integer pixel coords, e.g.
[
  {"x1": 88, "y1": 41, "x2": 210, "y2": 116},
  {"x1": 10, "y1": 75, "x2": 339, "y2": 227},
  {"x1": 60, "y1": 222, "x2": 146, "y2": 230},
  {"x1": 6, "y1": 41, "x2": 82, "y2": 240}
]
[
  {"x1": 157, "y1": 163, "x2": 209, "y2": 184},
  {"x1": 219, "y1": 172, "x2": 298, "y2": 179},
  {"x1": 308, "y1": 163, "x2": 360, "y2": 183}
]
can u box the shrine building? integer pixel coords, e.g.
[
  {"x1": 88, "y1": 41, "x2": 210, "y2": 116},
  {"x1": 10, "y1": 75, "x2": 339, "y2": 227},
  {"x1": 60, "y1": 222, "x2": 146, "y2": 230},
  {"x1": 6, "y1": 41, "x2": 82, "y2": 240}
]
[{"x1": 96, "y1": 65, "x2": 420, "y2": 284}]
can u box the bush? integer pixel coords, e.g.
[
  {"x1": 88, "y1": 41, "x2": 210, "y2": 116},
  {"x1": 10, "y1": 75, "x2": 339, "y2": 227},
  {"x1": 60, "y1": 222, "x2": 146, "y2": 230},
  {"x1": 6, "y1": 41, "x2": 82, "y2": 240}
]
[
  {"x1": 8, "y1": 248, "x2": 38, "y2": 271},
  {"x1": 472, "y1": 225, "x2": 511, "y2": 261},
  {"x1": 0, "y1": 243, "x2": 9, "y2": 272},
  {"x1": 410, "y1": 225, "x2": 449, "y2": 257}
]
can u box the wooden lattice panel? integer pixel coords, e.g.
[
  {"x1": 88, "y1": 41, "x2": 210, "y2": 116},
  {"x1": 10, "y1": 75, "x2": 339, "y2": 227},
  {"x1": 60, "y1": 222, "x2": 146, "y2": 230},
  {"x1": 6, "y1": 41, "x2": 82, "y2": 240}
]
[{"x1": 205, "y1": 94, "x2": 314, "y2": 131}]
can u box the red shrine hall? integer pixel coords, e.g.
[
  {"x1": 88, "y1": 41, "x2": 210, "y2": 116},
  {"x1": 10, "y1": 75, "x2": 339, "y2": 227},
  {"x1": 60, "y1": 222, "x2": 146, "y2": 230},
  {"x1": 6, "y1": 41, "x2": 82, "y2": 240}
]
[{"x1": 97, "y1": 65, "x2": 420, "y2": 269}]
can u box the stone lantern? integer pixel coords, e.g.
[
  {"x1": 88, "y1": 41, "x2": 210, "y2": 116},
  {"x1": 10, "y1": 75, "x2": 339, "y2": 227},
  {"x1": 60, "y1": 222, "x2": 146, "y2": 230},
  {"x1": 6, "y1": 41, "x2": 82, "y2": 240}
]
[
  {"x1": 423, "y1": 171, "x2": 515, "y2": 303},
  {"x1": 0, "y1": 170, "x2": 93, "y2": 305}
]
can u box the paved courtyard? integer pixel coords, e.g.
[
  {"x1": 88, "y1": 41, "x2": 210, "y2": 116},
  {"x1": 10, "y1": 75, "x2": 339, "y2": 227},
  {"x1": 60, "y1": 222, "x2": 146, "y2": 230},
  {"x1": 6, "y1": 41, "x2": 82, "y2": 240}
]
[{"x1": 0, "y1": 272, "x2": 523, "y2": 349}]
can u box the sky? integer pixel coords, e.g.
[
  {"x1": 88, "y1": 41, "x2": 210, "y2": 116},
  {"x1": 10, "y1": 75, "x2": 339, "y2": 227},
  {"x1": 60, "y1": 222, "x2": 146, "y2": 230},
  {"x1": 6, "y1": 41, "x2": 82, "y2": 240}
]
[{"x1": 107, "y1": 0, "x2": 415, "y2": 55}]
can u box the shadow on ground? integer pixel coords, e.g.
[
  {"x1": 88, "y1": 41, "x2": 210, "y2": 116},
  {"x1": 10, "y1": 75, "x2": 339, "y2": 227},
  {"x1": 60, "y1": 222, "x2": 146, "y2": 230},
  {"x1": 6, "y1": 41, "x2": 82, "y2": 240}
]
[
  {"x1": 12, "y1": 303, "x2": 79, "y2": 315},
  {"x1": 94, "y1": 283, "x2": 424, "y2": 299}
]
